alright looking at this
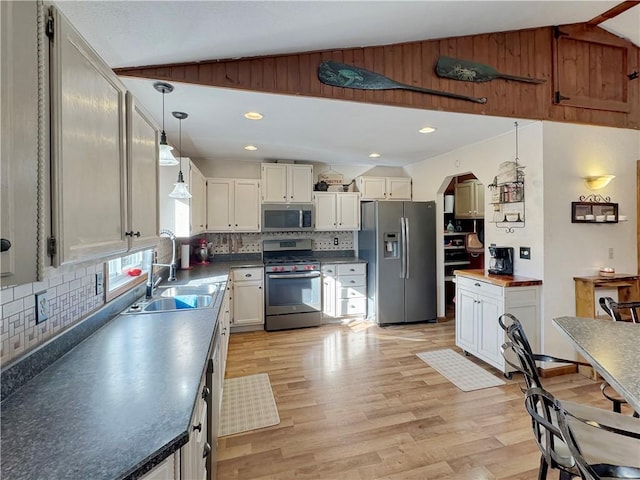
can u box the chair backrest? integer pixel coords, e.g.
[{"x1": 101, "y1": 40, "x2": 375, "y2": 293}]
[
  {"x1": 598, "y1": 296, "x2": 640, "y2": 323},
  {"x1": 499, "y1": 313, "x2": 543, "y2": 390}
]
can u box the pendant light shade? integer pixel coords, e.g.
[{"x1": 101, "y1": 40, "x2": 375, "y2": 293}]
[
  {"x1": 169, "y1": 111, "x2": 192, "y2": 199},
  {"x1": 153, "y1": 82, "x2": 179, "y2": 166}
]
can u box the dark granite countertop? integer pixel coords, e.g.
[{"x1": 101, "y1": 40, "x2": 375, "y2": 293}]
[
  {"x1": 318, "y1": 256, "x2": 366, "y2": 264},
  {"x1": 0, "y1": 262, "x2": 256, "y2": 480}
]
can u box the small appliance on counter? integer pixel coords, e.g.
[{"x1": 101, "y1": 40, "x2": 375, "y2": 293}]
[
  {"x1": 192, "y1": 238, "x2": 210, "y2": 264},
  {"x1": 488, "y1": 246, "x2": 514, "y2": 275}
]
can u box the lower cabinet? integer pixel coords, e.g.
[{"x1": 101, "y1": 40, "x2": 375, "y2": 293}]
[
  {"x1": 139, "y1": 454, "x2": 177, "y2": 480},
  {"x1": 181, "y1": 376, "x2": 210, "y2": 480},
  {"x1": 322, "y1": 263, "x2": 367, "y2": 319},
  {"x1": 231, "y1": 267, "x2": 264, "y2": 328},
  {"x1": 455, "y1": 274, "x2": 540, "y2": 374}
]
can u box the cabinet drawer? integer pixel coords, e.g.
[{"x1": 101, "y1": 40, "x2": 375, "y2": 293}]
[
  {"x1": 456, "y1": 276, "x2": 503, "y2": 298},
  {"x1": 337, "y1": 263, "x2": 366, "y2": 276},
  {"x1": 338, "y1": 298, "x2": 366, "y2": 316},
  {"x1": 232, "y1": 267, "x2": 263, "y2": 282},
  {"x1": 338, "y1": 285, "x2": 366, "y2": 299},
  {"x1": 321, "y1": 264, "x2": 337, "y2": 276},
  {"x1": 338, "y1": 275, "x2": 365, "y2": 287}
]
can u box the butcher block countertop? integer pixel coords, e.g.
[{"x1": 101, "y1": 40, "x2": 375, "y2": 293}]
[{"x1": 454, "y1": 269, "x2": 543, "y2": 287}]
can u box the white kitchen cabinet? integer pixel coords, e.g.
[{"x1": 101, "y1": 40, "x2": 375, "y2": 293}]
[
  {"x1": 455, "y1": 274, "x2": 540, "y2": 375},
  {"x1": 139, "y1": 454, "x2": 176, "y2": 480},
  {"x1": 159, "y1": 159, "x2": 207, "y2": 237},
  {"x1": 182, "y1": 377, "x2": 209, "y2": 480},
  {"x1": 207, "y1": 179, "x2": 260, "y2": 232},
  {"x1": 231, "y1": 267, "x2": 264, "y2": 327},
  {"x1": 261, "y1": 163, "x2": 312, "y2": 203},
  {"x1": 454, "y1": 179, "x2": 485, "y2": 219},
  {"x1": 313, "y1": 192, "x2": 361, "y2": 230},
  {"x1": 356, "y1": 176, "x2": 412, "y2": 201},
  {"x1": 322, "y1": 262, "x2": 367, "y2": 320}
]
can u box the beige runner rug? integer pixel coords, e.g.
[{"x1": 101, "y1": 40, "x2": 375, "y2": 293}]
[
  {"x1": 417, "y1": 349, "x2": 506, "y2": 392},
  {"x1": 218, "y1": 373, "x2": 280, "y2": 437}
]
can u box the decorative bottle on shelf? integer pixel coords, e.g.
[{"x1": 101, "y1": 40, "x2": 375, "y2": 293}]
[{"x1": 446, "y1": 220, "x2": 455, "y2": 233}]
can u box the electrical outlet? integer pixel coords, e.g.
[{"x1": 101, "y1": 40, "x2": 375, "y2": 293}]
[
  {"x1": 608, "y1": 247, "x2": 614, "y2": 260},
  {"x1": 333, "y1": 237, "x2": 339, "y2": 245},
  {"x1": 35, "y1": 291, "x2": 49, "y2": 324},
  {"x1": 520, "y1": 247, "x2": 531, "y2": 260},
  {"x1": 95, "y1": 272, "x2": 104, "y2": 295}
]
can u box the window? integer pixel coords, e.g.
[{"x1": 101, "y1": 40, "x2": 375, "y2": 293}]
[{"x1": 107, "y1": 249, "x2": 150, "y2": 294}]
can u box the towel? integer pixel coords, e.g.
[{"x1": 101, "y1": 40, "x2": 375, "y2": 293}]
[{"x1": 174, "y1": 295, "x2": 199, "y2": 309}]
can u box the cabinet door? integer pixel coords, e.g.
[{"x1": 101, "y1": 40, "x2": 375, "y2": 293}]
[
  {"x1": 455, "y1": 288, "x2": 476, "y2": 351},
  {"x1": 234, "y1": 180, "x2": 260, "y2": 231},
  {"x1": 288, "y1": 165, "x2": 313, "y2": 203},
  {"x1": 314, "y1": 193, "x2": 337, "y2": 230},
  {"x1": 475, "y1": 183, "x2": 485, "y2": 217},
  {"x1": 127, "y1": 93, "x2": 159, "y2": 250},
  {"x1": 140, "y1": 455, "x2": 175, "y2": 480},
  {"x1": 387, "y1": 177, "x2": 412, "y2": 200},
  {"x1": 233, "y1": 280, "x2": 264, "y2": 325},
  {"x1": 51, "y1": 7, "x2": 128, "y2": 265},
  {"x1": 454, "y1": 182, "x2": 474, "y2": 219},
  {"x1": 476, "y1": 293, "x2": 503, "y2": 368},
  {"x1": 207, "y1": 179, "x2": 233, "y2": 232},
  {"x1": 337, "y1": 193, "x2": 360, "y2": 230},
  {"x1": 261, "y1": 164, "x2": 287, "y2": 203},
  {"x1": 322, "y1": 273, "x2": 336, "y2": 317},
  {"x1": 358, "y1": 177, "x2": 386, "y2": 200},
  {"x1": 190, "y1": 164, "x2": 207, "y2": 234}
]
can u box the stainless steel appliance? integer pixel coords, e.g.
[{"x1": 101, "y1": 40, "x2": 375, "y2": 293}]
[
  {"x1": 263, "y1": 239, "x2": 322, "y2": 331},
  {"x1": 261, "y1": 204, "x2": 314, "y2": 232},
  {"x1": 359, "y1": 201, "x2": 437, "y2": 325},
  {"x1": 488, "y1": 246, "x2": 514, "y2": 275}
]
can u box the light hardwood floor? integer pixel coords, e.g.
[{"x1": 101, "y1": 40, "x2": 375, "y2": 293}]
[{"x1": 217, "y1": 319, "x2": 626, "y2": 479}]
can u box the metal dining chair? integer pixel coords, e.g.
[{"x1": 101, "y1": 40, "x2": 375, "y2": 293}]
[
  {"x1": 597, "y1": 297, "x2": 639, "y2": 417},
  {"x1": 525, "y1": 386, "x2": 640, "y2": 480},
  {"x1": 499, "y1": 313, "x2": 638, "y2": 480}
]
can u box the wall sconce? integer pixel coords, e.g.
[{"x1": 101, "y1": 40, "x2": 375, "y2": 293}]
[{"x1": 584, "y1": 175, "x2": 615, "y2": 190}]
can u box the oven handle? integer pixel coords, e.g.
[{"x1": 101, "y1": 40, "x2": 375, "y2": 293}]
[{"x1": 267, "y1": 272, "x2": 322, "y2": 279}]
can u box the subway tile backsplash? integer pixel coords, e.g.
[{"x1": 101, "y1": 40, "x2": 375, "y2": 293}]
[{"x1": 205, "y1": 231, "x2": 355, "y2": 255}]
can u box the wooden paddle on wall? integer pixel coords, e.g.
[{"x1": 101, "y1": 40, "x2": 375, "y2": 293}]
[
  {"x1": 318, "y1": 61, "x2": 488, "y2": 104},
  {"x1": 436, "y1": 56, "x2": 546, "y2": 84}
]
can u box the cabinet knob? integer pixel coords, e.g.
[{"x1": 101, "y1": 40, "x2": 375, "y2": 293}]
[
  {"x1": 201, "y1": 386, "x2": 210, "y2": 399},
  {"x1": 193, "y1": 422, "x2": 202, "y2": 432},
  {"x1": 245, "y1": 273, "x2": 252, "y2": 277},
  {"x1": 133, "y1": 231, "x2": 141, "y2": 237},
  {"x1": 203, "y1": 442, "x2": 212, "y2": 458},
  {"x1": 474, "y1": 283, "x2": 481, "y2": 287}
]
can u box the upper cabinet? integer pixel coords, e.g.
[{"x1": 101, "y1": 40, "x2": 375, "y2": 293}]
[
  {"x1": 313, "y1": 192, "x2": 360, "y2": 231},
  {"x1": 454, "y1": 179, "x2": 484, "y2": 219},
  {"x1": 207, "y1": 179, "x2": 260, "y2": 232},
  {"x1": 261, "y1": 163, "x2": 313, "y2": 203},
  {"x1": 50, "y1": 7, "x2": 129, "y2": 265},
  {"x1": 159, "y1": 159, "x2": 207, "y2": 238},
  {"x1": 356, "y1": 176, "x2": 412, "y2": 201}
]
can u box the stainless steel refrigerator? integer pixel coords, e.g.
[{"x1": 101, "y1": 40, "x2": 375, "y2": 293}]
[{"x1": 359, "y1": 201, "x2": 437, "y2": 325}]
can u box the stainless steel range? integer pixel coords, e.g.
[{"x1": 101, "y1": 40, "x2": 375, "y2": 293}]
[{"x1": 263, "y1": 239, "x2": 321, "y2": 331}]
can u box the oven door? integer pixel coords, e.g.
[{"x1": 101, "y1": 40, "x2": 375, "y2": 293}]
[{"x1": 265, "y1": 271, "x2": 321, "y2": 315}]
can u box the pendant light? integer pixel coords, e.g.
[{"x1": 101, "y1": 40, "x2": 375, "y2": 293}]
[
  {"x1": 168, "y1": 111, "x2": 192, "y2": 199},
  {"x1": 153, "y1": 81, "x2": 179, "y2": 166}
]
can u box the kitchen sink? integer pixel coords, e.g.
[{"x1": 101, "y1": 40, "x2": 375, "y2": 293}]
[
  {"x1": 125, "y1": 295, "x2": 213, "y2": 314},
  {"x1": 159, "y1": 284, "x2": 222, "y2": 297}
]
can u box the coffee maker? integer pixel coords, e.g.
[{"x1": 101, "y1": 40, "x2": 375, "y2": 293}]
[{"x1": 488, "y1": 246, "x2": 514, "y2": 275}]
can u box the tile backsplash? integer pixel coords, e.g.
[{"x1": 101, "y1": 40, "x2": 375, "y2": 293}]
[{"x1": 203, "y1": 231, "x2": 355, "y2": 255}]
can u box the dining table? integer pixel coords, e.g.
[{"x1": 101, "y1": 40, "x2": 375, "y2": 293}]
[{"x1": 553, "y1": 316, "x2": 640, "y2": 412}]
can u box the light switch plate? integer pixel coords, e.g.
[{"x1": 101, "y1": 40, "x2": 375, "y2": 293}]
[
  {"x1": 520, "y1": 247, "x2": 531, "y2": 260},
  {"x1": 35, "y1": 291, "x2": 49, "y2": 324}
]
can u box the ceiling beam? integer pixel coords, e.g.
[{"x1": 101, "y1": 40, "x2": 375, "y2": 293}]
[{"x1": 586, "y1": 1, "x2": 639, "y2": 26}]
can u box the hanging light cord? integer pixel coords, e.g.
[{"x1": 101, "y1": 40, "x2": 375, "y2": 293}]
[
  {"x1": 161, "y1": 91, "x2": 166, "y2": 135},
  {"x1": 178, "y1": 117, "x2": 182, "y2": 174},
  {"x1": 514, "y1": 121, "x2": 519, "y2": 164}
]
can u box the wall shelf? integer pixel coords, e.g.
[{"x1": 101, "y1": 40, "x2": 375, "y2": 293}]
[{"x1": 571, "y1": 197, "x2": 618, "y2": 223}]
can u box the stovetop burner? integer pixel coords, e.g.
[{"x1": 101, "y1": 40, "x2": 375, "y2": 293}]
[{"x1": 264, "y1": 255, "x2": 317, "y2": 265}]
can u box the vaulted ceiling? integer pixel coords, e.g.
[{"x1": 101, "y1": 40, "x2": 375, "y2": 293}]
[{"x1": 54, "y1": 1, "x2": 640, "y2": 167}]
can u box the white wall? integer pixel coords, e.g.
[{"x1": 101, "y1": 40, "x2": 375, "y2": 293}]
[
  {"x1": 406, "y1": 122, "x2": 544, "y2": 316},
  {"x1": 541, "y1": 122, "x2": 639, "y2": 359}
]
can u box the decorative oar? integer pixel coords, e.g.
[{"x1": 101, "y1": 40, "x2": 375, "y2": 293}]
[
  {"x1": 436, "y1": 56, "x2": 545, "y2": 84},
  {"x1": 318, "y1": 61, "x2": 487, "y2": 104}
]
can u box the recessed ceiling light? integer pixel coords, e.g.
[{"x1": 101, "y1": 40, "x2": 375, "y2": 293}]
[
  {"x1": 369, "y1": 153, "x2": 381, "y2": 158},
  {"x1": 419, "y1": 126, "x2": 436, "y2": 134},
  {"x1": 244, "y1": 112, "x2": 263, "y2": 120},
  {"x1": 244, "y1": 145, "x2": 258, "y2": 151}
]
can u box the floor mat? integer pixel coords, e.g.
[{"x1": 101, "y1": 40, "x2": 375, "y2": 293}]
[
  {"x1": 417, "y1": 349, "x2": 506, "y2": 392},
  {"x1": 218, "y1": 373, "x2": 280, "y2": 437}
]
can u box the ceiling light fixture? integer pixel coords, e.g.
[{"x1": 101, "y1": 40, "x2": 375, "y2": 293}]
[
  {"x1": 244, "y1": 112, "x2": 263, "y2": 120},
  {"x1": 168, "y1": 111, "x2": 192, "y2": 199},
  {"x1": 419, "y1": 126, "x2": 436, "y2": 134},
  {"x1": 244, "y1": 145, "x2": 258, "y2": 151},
  {"x1": 153, "y1": 82, "x2": 178, "y2": 166},
  {"x1": 369, "y1": 153, "x2": 381, "y2": 158},
  {"x1": 584, "y1": 175, "x2": 615, "y2": 190}
]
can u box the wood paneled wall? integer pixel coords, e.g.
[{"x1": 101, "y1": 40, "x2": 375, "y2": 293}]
[{"x1": 115, "y1": 24, "x2": 639, "y2": 130}]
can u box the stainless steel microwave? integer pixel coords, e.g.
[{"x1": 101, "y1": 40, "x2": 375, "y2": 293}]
[{"x1": 261, "y1": 204, "x2": 314, "y2": 231}]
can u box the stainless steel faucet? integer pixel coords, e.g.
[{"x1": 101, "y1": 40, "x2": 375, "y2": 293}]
[{"x1": 146, "y1": 229, "x2": 178, "y2": 298}]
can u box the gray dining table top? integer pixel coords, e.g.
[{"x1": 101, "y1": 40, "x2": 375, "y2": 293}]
[{"x1": 553, "y1": 316, "x2": 640, "y2": 412}]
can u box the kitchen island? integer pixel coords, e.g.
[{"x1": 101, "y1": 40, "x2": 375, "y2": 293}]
[{"x1": 0, "y1": 261, "x2": 257, "y2": 480}]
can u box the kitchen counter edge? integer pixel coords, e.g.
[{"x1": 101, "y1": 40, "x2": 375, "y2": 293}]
[{"x1": 454, "y1": 269, "x2": 542, "y2": 287}]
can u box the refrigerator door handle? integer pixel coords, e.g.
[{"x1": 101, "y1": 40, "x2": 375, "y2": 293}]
[
  {"x1": 400, "y1": 216, "x2": 406, "y2": 278},
  {"x1": 405, "y1": 217, "x2": 410, "y2": 279}
]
